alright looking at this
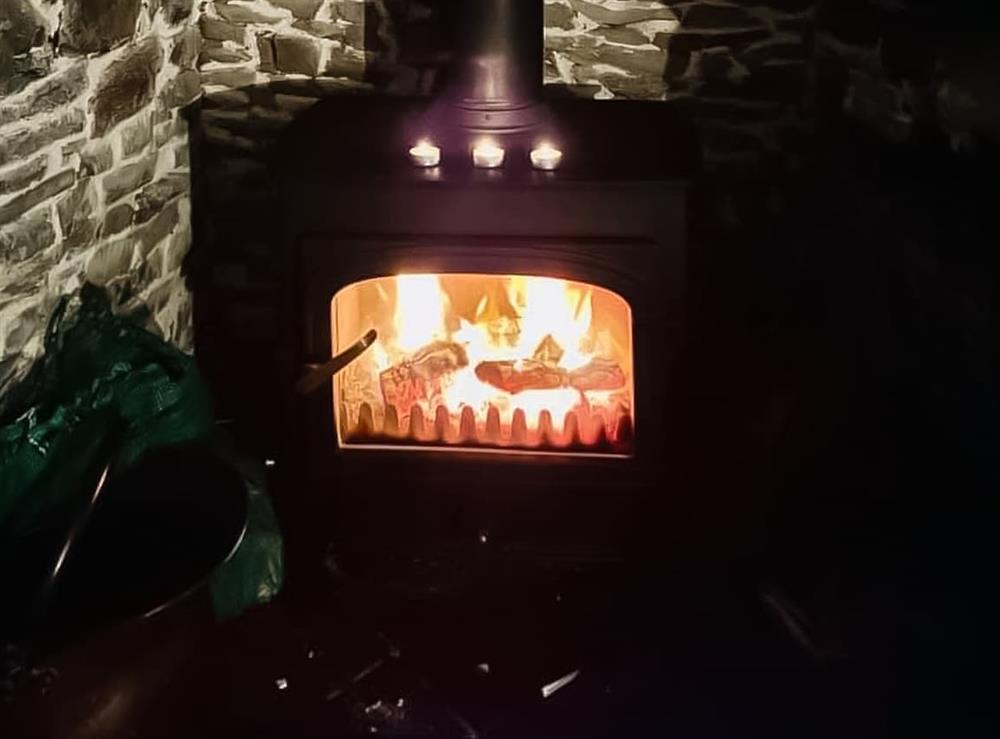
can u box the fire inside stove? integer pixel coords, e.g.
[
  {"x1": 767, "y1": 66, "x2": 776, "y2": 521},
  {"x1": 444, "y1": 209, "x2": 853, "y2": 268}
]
[{"x1": 331, "y1": 274, "x2": 634, "y2": 456}]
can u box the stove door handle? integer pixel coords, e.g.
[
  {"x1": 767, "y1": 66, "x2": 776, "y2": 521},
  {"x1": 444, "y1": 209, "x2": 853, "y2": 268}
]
[{"x1": 296, "y1": 329, "x2": 378, "y2": 395}]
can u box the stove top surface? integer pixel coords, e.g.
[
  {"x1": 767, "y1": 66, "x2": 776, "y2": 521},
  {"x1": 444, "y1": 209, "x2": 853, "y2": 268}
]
[{"x1": 276, "y1": 95, "x2": 701, "y2": 188}]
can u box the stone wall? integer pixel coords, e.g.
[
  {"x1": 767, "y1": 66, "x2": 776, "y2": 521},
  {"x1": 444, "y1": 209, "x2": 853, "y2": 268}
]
[
  {"x1": 543, "y1": 0, "x2": 818, "y2": 168},
  {"x1": 189, "y1": 1, "x2": 443, "y2": 425},
  {"x1": 0, "y1": 0, "x2": 200, "y2": 400},
  {"x1": 195, "y1": 0, "x2": 435, "y2": 126},
  {"x1": 813, "y1": 0, "x2": 1000, "y2": 153},
  {"x1": 191, "y1": 0, "x2": 819, "y2": 168}
]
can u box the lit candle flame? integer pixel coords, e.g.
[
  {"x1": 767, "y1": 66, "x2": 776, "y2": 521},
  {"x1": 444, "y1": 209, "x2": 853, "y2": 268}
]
[
  {"x1": 408, "y1": 140, "x2": 440, "y2": 167},
  {"x1": 472, "y1": 140, "x2": 505, "y2": 169},
  {"x1": 530, "y1": 143, "x2": 562, "y2": 171}
]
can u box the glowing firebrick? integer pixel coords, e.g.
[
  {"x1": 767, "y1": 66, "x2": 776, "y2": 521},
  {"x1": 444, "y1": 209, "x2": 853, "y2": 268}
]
[{"x1": 331, "y1": 273, "x2": 634, "y2": 455}]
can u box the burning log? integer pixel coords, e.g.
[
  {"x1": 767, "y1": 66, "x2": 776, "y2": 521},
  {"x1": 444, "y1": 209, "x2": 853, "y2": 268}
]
[
  {"x1": 567, "y1": 359, "x2": 626, "y2": 393},
  {"x1": 474, "y1": 358, "x2": 626, "y2": 395},
  {"x1": 474, "y1": 359, "x2": 563, "y2": 394},
  {"x1": 379, "y1": 341, "x2": 468, "y2": 411}
]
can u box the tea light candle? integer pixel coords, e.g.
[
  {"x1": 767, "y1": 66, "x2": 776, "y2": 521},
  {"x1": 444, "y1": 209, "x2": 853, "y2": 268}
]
[
  {"x1": 408, "y1": 140, "x2": 440, "y2": 167},
  {"x1": 530, "y1": 143, "x2": 562, "y2": 171},
  {"x1": 472, "y1": 140, "x2": 505, "y2": 169}
]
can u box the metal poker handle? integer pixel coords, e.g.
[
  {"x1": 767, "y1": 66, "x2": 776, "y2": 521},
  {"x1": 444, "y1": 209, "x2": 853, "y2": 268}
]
[{"x1": 296, "y1": 329, "x2": 378, "y2": 395}]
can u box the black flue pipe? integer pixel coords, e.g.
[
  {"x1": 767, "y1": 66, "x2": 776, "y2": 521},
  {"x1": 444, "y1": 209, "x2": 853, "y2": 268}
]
[{"x1": 444, "y1": 0, "x2": 545, "y2": 135}]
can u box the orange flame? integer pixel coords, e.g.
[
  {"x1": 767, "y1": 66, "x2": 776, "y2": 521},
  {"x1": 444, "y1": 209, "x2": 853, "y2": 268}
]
[{"x1": 331, "y1": 273, "x2": 633, "y2": 453}]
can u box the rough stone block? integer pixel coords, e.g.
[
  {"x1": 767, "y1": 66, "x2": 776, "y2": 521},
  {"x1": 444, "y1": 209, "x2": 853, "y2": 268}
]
[
  {"x1": 86, "y1": 237, "x2": 136, "y2": 285},
  {"x1": 271, "y1": 0, "x2": 323, "y2": 20},
  {"x1": 0, "y1": 169, "x2": 75, "y2": 226},
  {"x1": 0, "y1": 154, "x2": 47, "y2": 196},
  {"x1": 162, "y1": 0, "x2": 194, "y2": 25},
  {"x1": 61, "y1": 138, "x2": 87, "y2": 162},
  {"x1": 336, "y1": 0, "x2": 369, "y2": 25},
  {"x1": 215, "y1": 2, "x2": 285, "y2": 24},
  {"x1": 103, "y1": 202, "x2": 135, "y2": 236},
  {"x1": 274, "y1": 35, "x2": 321, "y2": 75},
  {"x1": 0, "y1": 294, "x2": 45, "y2": 367},
  {"x1": 0, "y1": 108, "x2": 86, "y2": 168},
  {"x1": 102, "y1": 154, "x2": 156, "y2": 203},
  {"x1": 567, "y1": 0, "x2": 675, "y2": 26},
  {"x1": 91, "y1": 37, "x2": 164, "y2": 137},
  {"x1": 134, "y1": 173, "x2": 187, "y2": 223},
  {"x1": 565, "y1": 40, "x2": 666, "y2": 77},
  {"x1": 121, "y1": 111, "x2": 153, "y2": 156},
  {"x1": 200, "y1": 16, "x2": 246, "y2": 43},
  {"x1": 204, "y1": 88, "x2": 253, "y2": 107},
  {"x1": 656, "y1": 29, "x2": 771, "y2": 79},
  {"x1": 57, "y1": 177, "x2": 98, "y2": 250},
  {"x1": 600, "y1": 26, "x2": 650, "y2": 46},
  {"x1": 153, "y1": 116, "x2": 182, "y2": 147},
  {"x1": 80, "y1": 141, "x2": 114, "y2": 176},
  {"x1": 274, "y1": 93, "x2": 317, "y2": 113},
  {"x1": 162, "y1": 223, "x2": 190, "y2": 274},
  {"x1": 324, "y1": 47, "x2": 367, "y2": 79},
  {"x1": 202, "y1": 124, "x2": 258, "y2": 151},
  {"x1": 343, "y1": 21, "x2": 366, "y2": 50},
  {"x1": 200, "y1": 66, "x2": 258, "y2": 88},
  {"x1": 0, "y1": 209, "x2": 55, "y2": 262},
  {"x1": 293, "y1": 19, "x2": 346, "y2": 39},
  {"x1": 257, "y1": 33, "x2": 277, "y2": 72},
  {"x1": 199, "y1": 41, "x2": 253, "y2": 64},
  {"x1": 574, "y1": 63, "x2": 665, "y2": 99},
  {"x1": 0, "y1": 60, "x2": 88, "y2": 128},
  {"x1": 61, "y1": 0, "x2": 143, "y2": 54},
  {"x1": 691, "y1": 46, "x2": 750, "y2": 83},
  {"x1": 144, "y1": 275, "x2": 193, "y2": 351},
  {"x1": 544, "y1": 1, "x2": 575, "y2": 30},
  {"x1": 170, "y1": 25, "x2": 202, "y2": 69},
  {"x1": 249, "y1": 104, "x2": 293, "y2": 126},
  {"x1": 173, "y1": 142, "x2": 190, "y2": 167},
  {"x1": 138, "y1": 198, "x2": 181, "y2": 253},
  {"x1": 163, "y1": 69, "x2": 204, "y2": 108},
  {"x1": 6, "y1": 44, "x2": 54, "y2": 93},
  {"x1": 0, "y1": 0, "x2": 47, "y2": 90}
]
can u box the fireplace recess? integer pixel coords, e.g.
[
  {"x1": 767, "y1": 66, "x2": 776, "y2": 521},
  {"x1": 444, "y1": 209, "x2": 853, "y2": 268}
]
[{"x1": 274, "y1": 1, "x2": 700, "y2": 563}]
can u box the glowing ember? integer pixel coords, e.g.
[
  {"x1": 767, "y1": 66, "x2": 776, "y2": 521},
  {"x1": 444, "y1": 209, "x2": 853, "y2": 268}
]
[{"x1": 331, "y1": 274, "x2": 634, "y2": 455}]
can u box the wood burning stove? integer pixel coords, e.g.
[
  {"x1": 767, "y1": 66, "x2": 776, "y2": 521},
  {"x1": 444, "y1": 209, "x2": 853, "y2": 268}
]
[{"x1": 274, "y1": 1, "x2": 699, "y2": 565}]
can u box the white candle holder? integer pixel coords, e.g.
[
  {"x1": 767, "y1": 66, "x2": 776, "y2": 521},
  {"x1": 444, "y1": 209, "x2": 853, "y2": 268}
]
[
  {"x1": 472, "y1": 141, "x2": 505, "y2": 169},
  {"x1": 408, "y1": 141, "x2": 441, "y2": 167},
  {"x1": 530, "y1": 143, "x2": 562, "y2": 171}
]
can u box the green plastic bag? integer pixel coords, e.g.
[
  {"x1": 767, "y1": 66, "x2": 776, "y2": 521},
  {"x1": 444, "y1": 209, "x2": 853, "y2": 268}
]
[
  {"x1": 0, "y1": 284, "x2": 282, "y2": 619},
  {"x1": 208, "y1": 454, "x2": 284, "y2": 620}
]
